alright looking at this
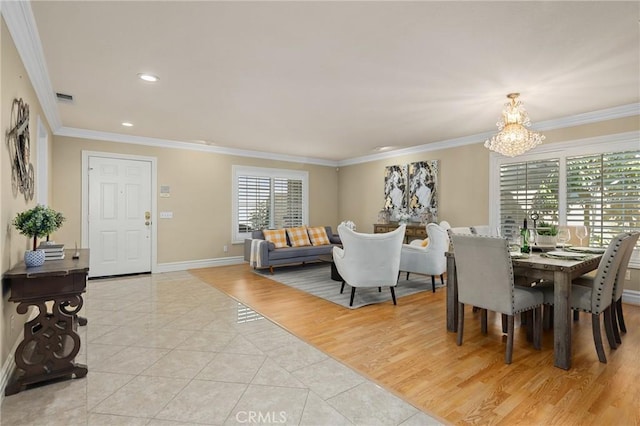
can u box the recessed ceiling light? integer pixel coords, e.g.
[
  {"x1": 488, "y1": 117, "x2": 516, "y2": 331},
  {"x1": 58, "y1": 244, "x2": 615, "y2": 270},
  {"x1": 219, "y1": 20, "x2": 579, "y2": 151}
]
[
  {"x1": 137, "y1": 73, "x2": 159, "y2": 82},
  {"x1": 121, "y1": 122, "x2": 133, "y2": 127},
  {"x1": 374, "y1": 146, "x2": 393, "y2": 152}
]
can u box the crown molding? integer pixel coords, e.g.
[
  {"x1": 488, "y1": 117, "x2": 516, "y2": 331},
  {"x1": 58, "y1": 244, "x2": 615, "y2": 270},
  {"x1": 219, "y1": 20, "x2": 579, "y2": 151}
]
[
  {"x1": 338, "y1": 103, "x2": 640, "y2": 166},
  {"x1": 534, "y1": 103, "x2": 640, "y2": 131},
  {"x1": 56, "y1": 127, "x2": 339, "y2": 167},
  {"x1": 1, "y1": 1, "x2": 62, "y2": 131},
  {"x1": 5, "y1": 0, "x2": 637, "y2": 167}
]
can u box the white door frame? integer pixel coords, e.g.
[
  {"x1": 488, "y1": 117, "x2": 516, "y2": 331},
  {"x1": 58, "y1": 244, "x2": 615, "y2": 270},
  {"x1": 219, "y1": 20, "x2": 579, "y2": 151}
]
[{"x1": 81, "y1": 150, "x2": 158, "y2": 274}]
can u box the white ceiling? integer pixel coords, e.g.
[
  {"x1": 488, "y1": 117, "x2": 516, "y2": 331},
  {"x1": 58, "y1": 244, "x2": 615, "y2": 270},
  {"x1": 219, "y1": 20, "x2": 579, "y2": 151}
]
[{"x1": 22, "y1": 1, "x2": 640, "y2": 163}]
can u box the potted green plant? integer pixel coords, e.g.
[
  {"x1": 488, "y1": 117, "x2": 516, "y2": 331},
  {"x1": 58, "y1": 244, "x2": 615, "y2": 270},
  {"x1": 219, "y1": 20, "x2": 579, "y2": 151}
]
[
  {"x1": 13, "y1": 205, "x2": 65, "y2": 267},
  {"x1": 535, "y1": 221, "x2": 558, "y2": 248}
]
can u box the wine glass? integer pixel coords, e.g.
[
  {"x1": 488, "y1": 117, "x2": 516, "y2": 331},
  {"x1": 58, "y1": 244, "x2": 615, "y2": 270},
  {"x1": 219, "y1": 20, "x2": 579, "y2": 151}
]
[
  {"x1": 508, "y1": 235, "x2": 521, "y2": 254},
  {"x1": 557, "y1": 226, "x2": 570, "y2": 250},
  {"x1": 575, "y1": 225, "x2": 588, "y2": 247}
]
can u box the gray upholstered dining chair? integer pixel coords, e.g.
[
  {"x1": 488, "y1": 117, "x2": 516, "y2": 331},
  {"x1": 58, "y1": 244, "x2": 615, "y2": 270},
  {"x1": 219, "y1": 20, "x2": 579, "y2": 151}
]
[
  {"x1": 451, "y1": 234, "x2": 544, "y2": 364},
  {"x1": 399, "y1": 223, "x2": 448, "y2": 292},
  {"x1": 333, "y1": 224, "x2": 405, "y2": 307},
  {"x1": 539, "y1": 232, "x2": 633, "y2": 363},
  {"x1": 572, "y1": 231, "x2": 639, "y2": 346}
]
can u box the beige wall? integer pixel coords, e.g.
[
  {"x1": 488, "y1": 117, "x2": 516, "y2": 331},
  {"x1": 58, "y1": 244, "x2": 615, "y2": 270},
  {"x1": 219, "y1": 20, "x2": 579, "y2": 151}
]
[
  {"x1": 1, "y1": 18, "x2": 54, "y2": 369},
  {"x1": 337, "y1": 143, "x2": 491, "y2": 232},
  {"x1": 51, "y1": 137, "x2": 339, "y2": 263}
]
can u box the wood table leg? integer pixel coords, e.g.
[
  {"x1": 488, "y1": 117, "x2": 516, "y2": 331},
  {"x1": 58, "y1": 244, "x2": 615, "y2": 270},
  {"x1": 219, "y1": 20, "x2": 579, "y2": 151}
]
[{"x1": 553, "y1": 270, "x2": 572, "y2": 370}]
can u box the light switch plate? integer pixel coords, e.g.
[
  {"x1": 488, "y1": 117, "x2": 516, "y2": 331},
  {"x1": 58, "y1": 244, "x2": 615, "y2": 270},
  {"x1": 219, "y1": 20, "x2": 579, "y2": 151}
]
[{"x1": 159, "y1": 211, "x2": 173, "y2": 219}]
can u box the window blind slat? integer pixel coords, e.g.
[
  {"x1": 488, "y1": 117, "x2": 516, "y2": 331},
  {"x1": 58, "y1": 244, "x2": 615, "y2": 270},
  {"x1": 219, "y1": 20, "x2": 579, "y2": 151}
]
[{"x1": 566, "y1": 150, "x2": 640, "y2": 247}]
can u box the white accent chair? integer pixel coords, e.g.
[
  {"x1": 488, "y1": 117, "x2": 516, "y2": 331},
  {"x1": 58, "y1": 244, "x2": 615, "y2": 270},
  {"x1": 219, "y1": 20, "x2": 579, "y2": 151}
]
[
  {"x1": 450, "y1": 226, "x2": 474, "y2": 235},
  {"x1": 471, "y1": 225, "x2": 493, "y2": 236},
  {"x1": 451, "y1": 234, "x2": 544, "y2": 364},
  {"x1": 333, "y1": 224, "x2": 406, "y2": 307},
  {"x1": 399, "y1": 223, "x2": 448, "y2": 292}
]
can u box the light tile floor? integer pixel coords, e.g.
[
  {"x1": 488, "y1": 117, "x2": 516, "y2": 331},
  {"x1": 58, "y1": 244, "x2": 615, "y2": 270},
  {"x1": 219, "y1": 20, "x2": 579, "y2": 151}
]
[{"x1": 1, "y1": 271, "x2": 442, "y2": 425}]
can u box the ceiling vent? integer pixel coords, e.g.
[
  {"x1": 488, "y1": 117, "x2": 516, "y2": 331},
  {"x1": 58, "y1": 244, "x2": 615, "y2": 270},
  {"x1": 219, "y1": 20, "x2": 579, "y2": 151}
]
[{"x1": 55, "y1": 92, "x2": 74, "y2": 102}]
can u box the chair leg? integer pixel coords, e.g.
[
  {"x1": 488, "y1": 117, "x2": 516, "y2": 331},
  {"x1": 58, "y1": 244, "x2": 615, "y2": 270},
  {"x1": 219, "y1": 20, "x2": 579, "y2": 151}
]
[
  {"x1": 431, "y1": 275, "x2": 436, "y2": 293},
  {"x1": 573, "y1": 310, "x2": 580, "y2": 321},
  {"x1": 440, "y1": 274, "x2": 445, "y2": 285},
  {"x1": 340, "y1": 281, "x2": 346, "y2": 294},
  {"x1": 378, "y1": 287, "x2": 381, "y2": 292},
  {"x1": 501, "y1": 314, "x2": 508, "y2": 333},
  {"x1": 592, "y1": 313, "x2": 607, "y2": 363},
  {"x1": 523, "y1": 309, "x2": 535, "y2": 342},
  {"x1": 481, "y1": 309, "x2": 488, "y2": 334},
  {"x1": 457, "y1": 302, "x2": 465, "y2": 346},
  {"x1": 505, "y1": 315, "x2": 514, "y2": 364},
  {"x1": 611, "y1": 303, "x2": 622, "y2": 345},
  {"x1": 390, "y1": 287, "x2": 397, "y2": 305},
  {"x1": 349, "y1": 287, "x2": 356, "y2": 307},
  {"x1": 533, "y1": 306, "x2": 542, "y2": 350},
  {"x1": 406, "y1": 272, "x2": 410, "y2": 281},
  {"x1": 603, "y1": 306, "x2": 617, "y2": 350},
  {"x1": 616, "y1": 298, "x2": 627, "y2": 333}
]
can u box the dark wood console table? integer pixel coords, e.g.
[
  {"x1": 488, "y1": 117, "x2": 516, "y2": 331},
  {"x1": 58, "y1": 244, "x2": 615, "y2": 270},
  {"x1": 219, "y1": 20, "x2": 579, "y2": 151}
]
[
  {"x1": 3, "y1": 249, "x2": 89, "y2": 395},
  {"x1": 373, "y1": 223, "x2": 427, "y2": 243}
]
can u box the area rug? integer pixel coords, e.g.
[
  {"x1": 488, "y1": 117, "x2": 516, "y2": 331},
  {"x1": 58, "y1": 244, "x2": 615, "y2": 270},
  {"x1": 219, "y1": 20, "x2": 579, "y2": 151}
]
[{"x1": 253, "y1": 263, "x2": 445, "y2": 309}]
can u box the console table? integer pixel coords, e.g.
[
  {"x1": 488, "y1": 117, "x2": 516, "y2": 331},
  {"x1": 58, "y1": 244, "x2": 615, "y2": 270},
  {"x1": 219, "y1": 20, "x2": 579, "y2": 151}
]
[
  {"x1": 373, "y1": 223, "x2": 426, "y2": 243},
  {"x1": 3, "y1": 249, "x2": 89, "y2": 395}
]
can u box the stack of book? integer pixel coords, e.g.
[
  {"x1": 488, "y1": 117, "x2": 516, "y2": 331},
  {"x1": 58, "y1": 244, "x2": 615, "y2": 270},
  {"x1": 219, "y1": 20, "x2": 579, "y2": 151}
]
[{"x1": 38, "y1": 243, "x2": 65, "y2": 261}]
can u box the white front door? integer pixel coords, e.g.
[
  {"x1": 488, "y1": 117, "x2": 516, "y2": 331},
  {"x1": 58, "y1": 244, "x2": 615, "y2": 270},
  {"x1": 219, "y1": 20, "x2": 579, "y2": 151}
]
[{"x1": 88, "y1": 156, "x2": 152, "y2": 277}]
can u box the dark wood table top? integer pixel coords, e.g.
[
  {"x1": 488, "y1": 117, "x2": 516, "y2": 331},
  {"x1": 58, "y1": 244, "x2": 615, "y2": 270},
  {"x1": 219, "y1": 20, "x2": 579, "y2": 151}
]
[{"x1": 4, "y1": 249, "x2": 90, "y2": 278}]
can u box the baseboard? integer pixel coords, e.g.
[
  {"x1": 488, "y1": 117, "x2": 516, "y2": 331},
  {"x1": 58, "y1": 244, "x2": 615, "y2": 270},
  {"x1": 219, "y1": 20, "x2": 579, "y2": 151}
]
[
  {"x1": 1, "y1": 307, "x2": 37, "y2": 404},
  {"x1": 156, "y1": 256, "x2": 245, "y2": 273},
  {"x1": 622, "y1": 289, "x2": 640, "y2": 306}
]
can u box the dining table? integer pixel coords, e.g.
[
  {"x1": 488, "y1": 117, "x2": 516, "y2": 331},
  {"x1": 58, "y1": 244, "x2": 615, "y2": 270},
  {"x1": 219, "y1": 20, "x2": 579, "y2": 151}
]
[{"x1": 445, "y1": 250, "x2": 602, "y2": 370}]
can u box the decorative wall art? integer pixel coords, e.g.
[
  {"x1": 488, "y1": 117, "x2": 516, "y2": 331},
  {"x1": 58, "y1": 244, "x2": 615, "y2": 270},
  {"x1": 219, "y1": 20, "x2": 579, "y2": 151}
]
[
  {"x1": 6, "y1": 98, "x2": 34, "y2": 201},
  {"x1": 383, "y1": 165, "x2": 407, "y2": 219},
  {"x1": 408, "y1": 160, "x2": 438, "y2": 223},
  {"x1": 383, "y1": 160, "x2": 439, "y2": 223}
]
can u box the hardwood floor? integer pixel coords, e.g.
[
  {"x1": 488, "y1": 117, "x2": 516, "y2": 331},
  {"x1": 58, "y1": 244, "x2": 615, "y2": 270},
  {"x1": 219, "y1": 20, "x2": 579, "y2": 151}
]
[{"x1": 191, "y1": 264, "x2": 640, "y2": 425}]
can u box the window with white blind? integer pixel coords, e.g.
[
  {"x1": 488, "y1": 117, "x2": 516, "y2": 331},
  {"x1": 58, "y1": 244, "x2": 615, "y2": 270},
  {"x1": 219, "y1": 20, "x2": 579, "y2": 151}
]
[
  {"x1": 489, "y1": 132, "x2": 639, "y2": 267},
  {"x1": 232, "y1": 166, "x2": 309, "y2": 243},
  {"x1": 499, "y1": 159, "x2": 559, "y2": 237},
  {"x1": 566, "y1": 151, "x2": 640, "y2": 247}
]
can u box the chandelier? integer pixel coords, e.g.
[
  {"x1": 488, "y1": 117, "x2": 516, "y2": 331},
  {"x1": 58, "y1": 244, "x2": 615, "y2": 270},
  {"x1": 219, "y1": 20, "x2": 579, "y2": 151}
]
[{"x1": 484, "y1": 93, "x2": 545, "y2": 157}]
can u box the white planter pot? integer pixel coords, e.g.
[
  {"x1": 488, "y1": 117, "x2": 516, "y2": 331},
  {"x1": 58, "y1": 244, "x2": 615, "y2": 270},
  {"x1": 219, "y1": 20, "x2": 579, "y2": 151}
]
[
  {"x1": 536, "y1": 235, "x2": 557, "y2": 248},
  {"x1": 24, "y1": 249, "x2": 45, "y2": 267}
]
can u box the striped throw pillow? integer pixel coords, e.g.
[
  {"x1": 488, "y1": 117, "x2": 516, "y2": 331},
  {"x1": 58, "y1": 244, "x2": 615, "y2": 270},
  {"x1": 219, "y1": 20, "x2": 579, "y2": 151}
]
[
  {"x1": 262, "y1": 229, "x2": 289, "y2": 248},
  {"x1": 307, "y1": 226, "x2": 330, "y2": 246},
  {"x1": 286, "y1": 226, "x2": 312, "y2": 247}
]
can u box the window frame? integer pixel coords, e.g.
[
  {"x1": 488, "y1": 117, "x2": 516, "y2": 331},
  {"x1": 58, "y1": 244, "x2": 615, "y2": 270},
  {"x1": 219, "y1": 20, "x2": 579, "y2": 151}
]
[
  {"x1": 489, "y1": 131, "x2": 640, "y2": 268},
  {"x1": 232, "y1": 165, "x2": 309, "y2": 244}
]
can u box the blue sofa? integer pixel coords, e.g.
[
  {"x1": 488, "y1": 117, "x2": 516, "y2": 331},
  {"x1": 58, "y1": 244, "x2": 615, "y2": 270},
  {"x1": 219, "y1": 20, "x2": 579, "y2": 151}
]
[{"x1": 244, "y1": 226, "x2": 341, "y2": 273}]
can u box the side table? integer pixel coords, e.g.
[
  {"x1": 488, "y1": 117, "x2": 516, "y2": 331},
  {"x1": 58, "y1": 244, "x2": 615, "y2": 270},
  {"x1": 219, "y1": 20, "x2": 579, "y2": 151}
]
[
  {"x1": 317, "y1": 254, "x2": 343, "y2": 282},
  {"x1": 3, "y1": 249, "x2": 90, "y2": 395}
]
